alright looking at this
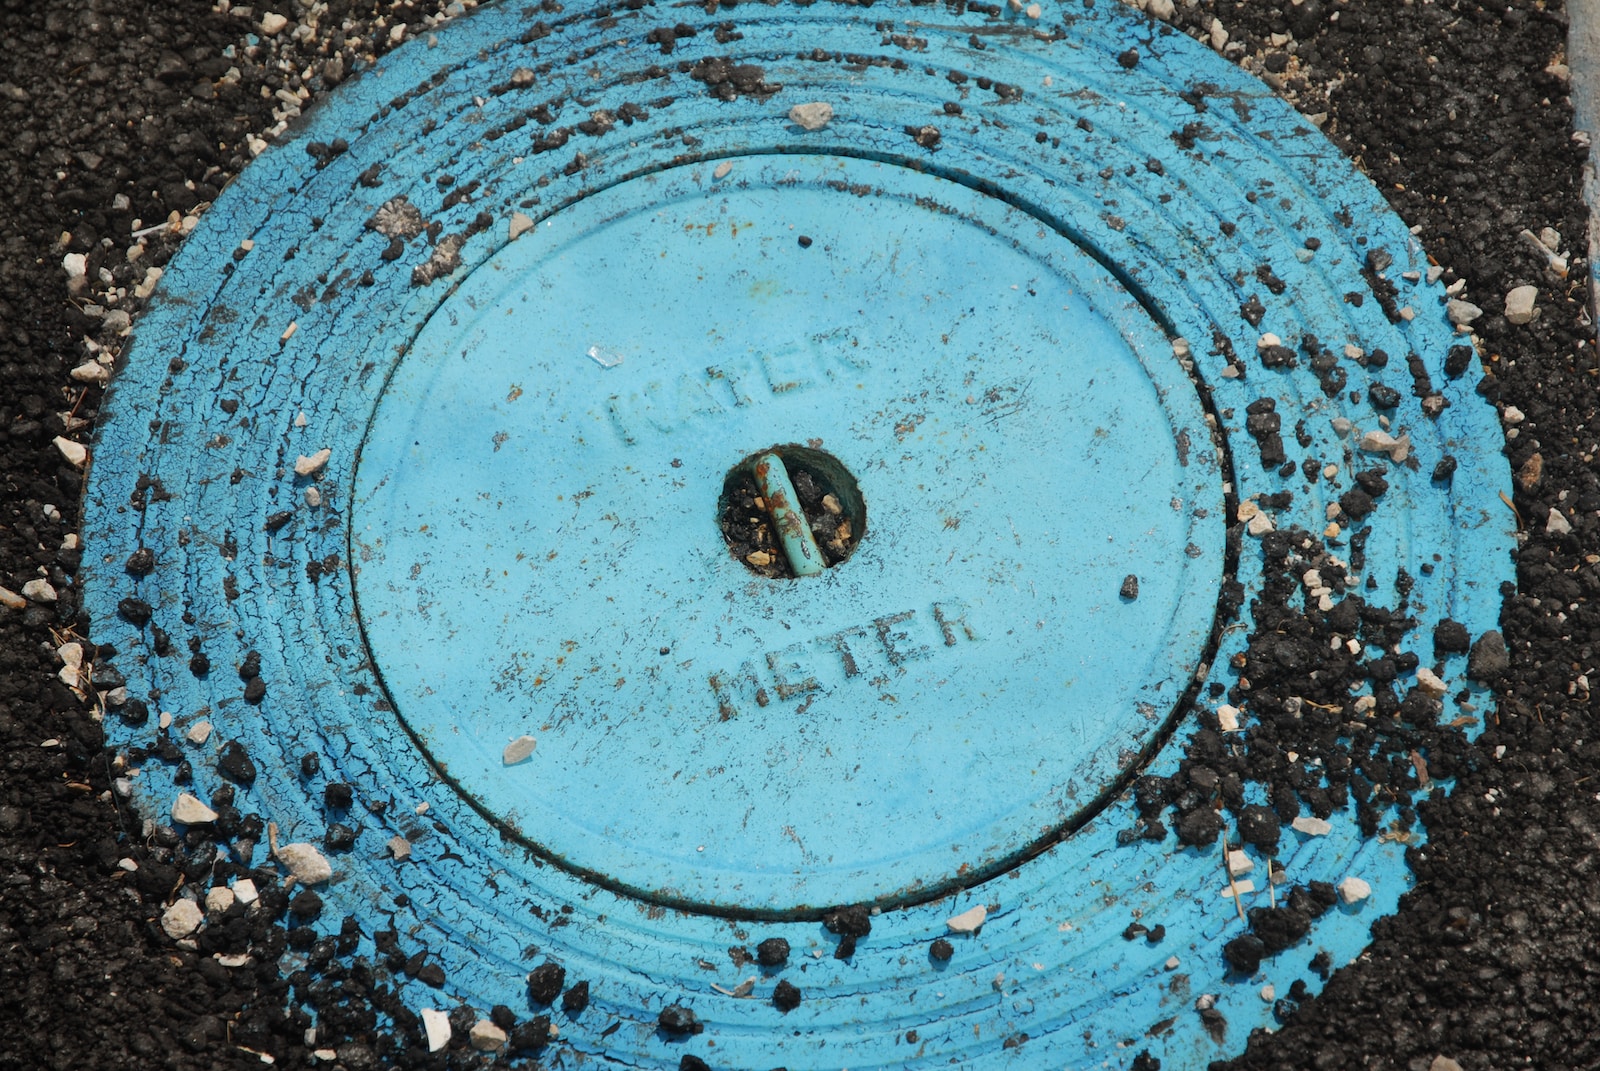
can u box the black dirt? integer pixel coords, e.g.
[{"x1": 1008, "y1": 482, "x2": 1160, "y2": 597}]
[
  {"x1": 755, "y1": 936, "x2": 790, "y2": 967},
  {"x1": 772, "y1": 978, "x2": 802, "y2": 1013},
  {"x1": 658, "y1": 1003, "x2": 704, "y2": 1036},
  {"x1": 526, "y1": 960, "x2": 566, "y2": 1004}
]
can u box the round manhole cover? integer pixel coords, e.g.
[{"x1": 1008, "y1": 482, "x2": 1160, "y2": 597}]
[
  {"x1": 350, "y1": 154, "x2": 1224, "y2": 914},
  {"x1": 82, "y1": 1, "x2": 1514, "y2": 1067}
]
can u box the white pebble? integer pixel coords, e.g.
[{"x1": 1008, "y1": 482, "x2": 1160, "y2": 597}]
[
  {"x1": 946, "y1": 904, "x2": 988, "y2": 933},
  {"x1": 713, "y1": 161, "x2": 733, "y2": 179},
  {"x1": 1209, "y1": 17, "x2": 1228, "y2": 50},
  {"x1": 53, "y1": 437, "x2": 87, "y2": 468},
  {"x1": 1260, "y1": 984, "x2": 1275, "y2": 1002},
  {"x1": 1247, "y1": 512, "x2": 1274, "y2": 537},
  {"x1": 294, "y1": 448, "x2": 331, "y2": 476},
  {"x1": 21, "y1": 579, "x2": 57, "y2": 603},
  {"x1": 1146, "y1": 0, "x2": 1174, "y2": 18},
  {"x1": 232, "y1": 878, "x2": 260, "y2": 905},
  {"x1": 509, "y1": 212, "x2": 535, "y2": 240},
  {"x1": 172, "y1": 793, "x2": 219, "y2": 825},
  {"x1": 187, "y1": 721, "x2": 213, "y2": 745},
  {"x1": 470, "y1": 1020, "x2": 508, "y2": 1051},
  {"x1": 260, "y1": 12, "x2": 290, "y2": 35},
  {"x1": 1226, "y1": 849, "x2": 1252, "y2": 876},
  {"x1": 275, "y1": 842, "x2": 333, "y2": 885},
  {"x1": 69, "y1": 361, "x2": 110, "y2": 385},
  {"x1": 205, "y1": 886, "x2": 237, "y2": 915},
  {"x1": 1217, "y1": 705, "x2": 1240, "y2": 732},
  {"x1": 1414, "y1": 667, "x2": 1448, "y2": 697},
  {"x1": 0, "y1": 587, "x2": 24, "y2": 611},
  {"x1": 503, "y1": 735, "x2": 537, "y2": 765},
  {"x1": 388, "y1": 836, "x2": 413, "y2": 861},
  {"x1": 1291, "y1": 815, "x2": 1332, "y2": 836},
  {"x1": 1504, "y1": 285, "x2": 1538, "y2": 325},
  {"x1": 1338, "y1": 876, "x2": 1372, "y2": 904},
  {"x1": 1546, "y1": 508, "x2": 1573, "y2": 536},
  {"x1": 62, "y1": 252, "x2": 87, "y2": 281},
  {"x1": 305, "y1": 486, "x2": 322, "y2": 508},
  {"x1": 421, "y1": 1009, "x2": 451, "y2": 1053},
  {"x1": 1502, "y1": 405, "x2": 1525, "y2": 425},
  {"x1": 161, "y1": 899, "x2": 204, "y2": 940},
  {"x1": 1219, "y1": 880, "x2": 1255, "y2": 898},
  {"x1": 788, "y1": 102, "x2": 834, "y2": 131},
  {"x1": 1446, "y1": 298, "x2": 1482, "y2": 326}
]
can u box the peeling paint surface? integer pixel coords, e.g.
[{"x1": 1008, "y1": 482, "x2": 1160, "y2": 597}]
[{"x1": 82, "y1": 1, "x2": 1513, "y2": 1067}]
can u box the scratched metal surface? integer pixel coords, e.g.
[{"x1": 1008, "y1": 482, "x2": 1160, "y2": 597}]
[{"x1": 81, "y1": 0, "x2": 1513, "y2": 1067}]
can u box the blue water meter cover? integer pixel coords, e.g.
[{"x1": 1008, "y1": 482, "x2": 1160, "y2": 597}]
[{"x1": 82, "y1": 0, "x2": 1513, "y2": 1067}]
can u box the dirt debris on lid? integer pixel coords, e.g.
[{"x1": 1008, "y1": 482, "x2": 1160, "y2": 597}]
[{"x1": 789, "y1": 101, "x2": 834, "y2": 130}]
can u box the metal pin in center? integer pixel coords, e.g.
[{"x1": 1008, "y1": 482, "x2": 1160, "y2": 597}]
[{"x1": 751, "y1": 453, "x2": 826, "y2": 577}]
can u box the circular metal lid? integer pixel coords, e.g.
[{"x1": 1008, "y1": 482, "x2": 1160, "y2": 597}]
[{"x1": 352, "y1": 153, "x2": 1223, "y2": 913}]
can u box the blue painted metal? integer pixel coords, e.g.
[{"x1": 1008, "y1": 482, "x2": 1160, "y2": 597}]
[
  {"x1": 80, "y1": 1, "x2": 1514, "y2": 1068},
  {"x1": 751, "y1": 453, "x2": 826, "y2": 578}
]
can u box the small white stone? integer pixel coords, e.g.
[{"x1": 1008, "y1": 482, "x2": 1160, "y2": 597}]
[
  {"x1": 0, "y1": 587, "x2": 24, "y2": 611},
  {"x1": 1165, "y1": 955, "x2": 1180, "y2": 970},
  {"x1": 1217, "y1": 705, "x2": 1240, "y2": 732},
  {"x1": 1247, "y1": 512, "x2": 1274, "y2": 537},
  {"x1": 1338, "y1": 876, "x2": 1372, "y2": 904},
  {"x1": 1260, "y1": 984, "x2": 1275, "y2": 1002},
  {"x1": 1226, "y1": 849, "x2": 1252, "y2": 876},
  {"x1": 187, "y1": 721, "x2": 213, "y2": 745},
  {"x1": 946, "y1": 904, "x2": 988, "y2": 933},
  {"x1": 62, "y1": 252, "x2": 87, "y2": 280},
  {"x1": 70, "y1": 361, "x2": 110, "y2": 385},
  {"x1": 1546, "y1": 508, "x2": 1573, "y2": 536},
  {"x1": 275, "y1": 842, "x2": 333, "y2": 885},
  {"x1": 1209, "y1": 17, "x2": 1228, "y2": 50},
  {"x1": 789, "y1": 102, "x2": 834, "y2": 131},
  {"x1": 1357, "y1": 429, "x2": 1412, "y2": 462},
  {"x1": 294, "y1": 448, "x2": 331, "y2": 476},
  {"x1": 1429, "y1": 1057, "x2": 1464, "y2": 1071},
  {"x1": 158, "y1": 711, "x2": 173, "y2": 730},
  {"x1": 294, "y1": 410, "x2": 308, "y2": 427},
  {"x1": 470, "y1": 1020, "x2": 508, "y2": 1051},
  {"x1": 216, "y1": 953, "x2": 252, "y2": 968},
  {"x1": 503, "y1": 735, "x2": 537, "y2": 765},
  {"x1": 232, "y1": 878, "x2": 260, "y2": 905},
  {"x1": 172, "y1": 793, "x2": 219, "y2": 825},
  {"x1": 53, "y1": 437, "x2": 87, "y2": 468},
  {"x1": 1502, "y1": 405, "x2": 1525, "y2": 425},
  {"x1": 421, "y1": 1009, "x2": 451, "y2": 1053},
  {"x1": 58, "y1": 642, "x2": 83, "y2": 671},
  {"x1": 1219, "y1": 880, "x2": 1255, "y2": 898},
  {"x1": 1504, "y1": 285, "x2": 1538, "y2": 325},
  {"x1": 161, "y1": 899, "x2": 205, "y2": 940},
  {"x1": 1415, "y1": 667, "x2": 1449, "y2": 697},
  {"x1": 1145, "y1": 0, "x2": 1174, "y2": 18},
  {"x1": 1024, "y1": 2, "x2": 1041, "y2": 16},
  {"x1": 260, "y1": 12, "x2": 290, "y2": 34},
  {"x1": 1354, "y1": 695, "x2": 1377, "y2": 715},
  {"x1": 1446, "y1": 298, "x2": 1482, "y2": 326},
  {"x1": 1291, "y1": 815, "x2": 1332, "y2": 836},
  {"x1": 713, "y1": 161, "x2": 733, "y2": 179},
  {"x1": 21, "y1": 579, "x2": 56, "y2": 603},
  {"x1": 304, "y1": 486, "x2": 322, "y2": 508},
  {"x1": 206, "y1": 886, "x2": 237, "y2": 915},
  {"x1": 509, "y1": 212, "x2": 535, "y2": 240},
  {"x1": 388, "y1": 836, "x2": 413, "y2": 861}
]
